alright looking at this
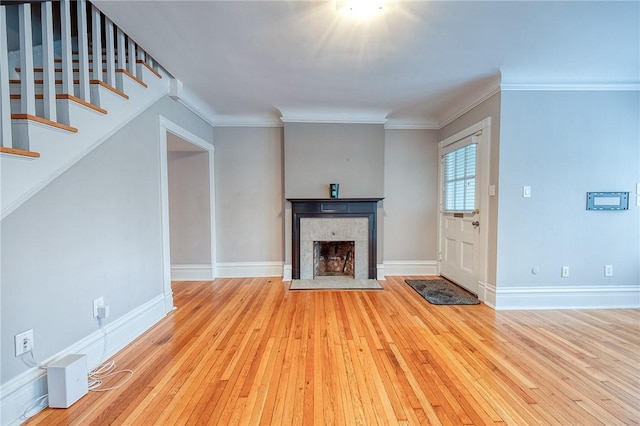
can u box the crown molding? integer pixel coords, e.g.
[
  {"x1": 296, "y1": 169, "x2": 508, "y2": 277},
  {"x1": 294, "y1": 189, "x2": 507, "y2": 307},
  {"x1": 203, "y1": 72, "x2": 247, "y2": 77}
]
[
  {"x1": 171, "y1": 78, "x2": 639, "y2": 132},
  {"x1": 212, "y1": 116, "x2": 283, "y2": 128},
  {"x1": 384, "y1": 122, "x2": 439, "y2": 130},
  {"x1": 280, "y1": 116, "x2": 387, "y2": 125},
  {"x1": 171, "y1": 78, "x2": 284, "y2": 127},
  {"x1": 280, "y1": 108, "x2": 389, "y2": 125},
  {"x1": 169, "y1": 78, "x2": 218, "y2": 128},
  {"x1": 438, "y1": 83, "x2": 501, "y2": 129},
  {"x1": 500, "y1": 83, "x2": 640, "y2": 91}
]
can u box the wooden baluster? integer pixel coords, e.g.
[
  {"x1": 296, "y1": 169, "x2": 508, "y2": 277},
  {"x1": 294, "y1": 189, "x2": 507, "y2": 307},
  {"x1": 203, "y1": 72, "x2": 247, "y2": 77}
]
[
  {"x1": 18, "y1": 3, "x2": 35, "y2": 117},
  {"x1": 104, "y1": 16, "x2": 115, "y2": 87},
  {"x1": 0, "y1": 5, "x2": 12, "y2": 147},
  {"x1": 41, "y1": 1, "x2": 57, "y2": 122},
  {"x1": 60, "y1": 0, "x2": 74, "y2": 96},
  {"x1": 91, "y1": 5, "x2": 102, "y2": 83},
  {"x1": 76, "y1": 0, "x2": 90, "y2": 101}
]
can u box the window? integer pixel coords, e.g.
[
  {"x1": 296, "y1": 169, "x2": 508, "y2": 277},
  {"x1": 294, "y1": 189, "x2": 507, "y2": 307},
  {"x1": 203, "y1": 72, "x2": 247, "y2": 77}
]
[{"x1": 443, "y1": 143, "x2": 476, "y2": 212}]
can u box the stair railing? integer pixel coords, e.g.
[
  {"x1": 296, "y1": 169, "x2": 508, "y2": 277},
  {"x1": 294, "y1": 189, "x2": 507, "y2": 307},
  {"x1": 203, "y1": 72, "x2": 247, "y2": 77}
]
[{"x1": 0, "y1": 0, "x2": 164, "y2": 157}]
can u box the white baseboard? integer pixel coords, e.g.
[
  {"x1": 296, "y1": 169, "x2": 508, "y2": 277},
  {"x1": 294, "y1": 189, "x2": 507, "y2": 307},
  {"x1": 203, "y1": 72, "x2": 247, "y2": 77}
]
[
  {"x1": 0, "y1": 294, "x2": 168, "y2": 426},
  {"x1": 171, "y1": 264, "x2": 214, "y2": 281},
  {"x1": 478, "y1": 281, "x2": 497, "y2": 308},
  {"x1": 383, "y1": 260, "x2": 439, "y2": 276},
  {"x1": 282, "y1": 264, "x2": 292, "y2": 281},
  {"x1": 215, "y1": 261, "x2": 284, "y2": 278},
  {"x1": 494, "y1": 285, "x2": 640, "y2": 310},
  {"x1": 377, "y1": 264, "x2": 386, "y2": 281}
]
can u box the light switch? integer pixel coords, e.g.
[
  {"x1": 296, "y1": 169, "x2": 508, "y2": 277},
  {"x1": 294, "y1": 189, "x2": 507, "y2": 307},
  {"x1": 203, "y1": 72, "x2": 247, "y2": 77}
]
[
  {"x1": 488, "y1": 185, "x2": 496, "y2": 196},
  {"x1": 523, "y1": 186, "x2": 531, "y2": 198}
]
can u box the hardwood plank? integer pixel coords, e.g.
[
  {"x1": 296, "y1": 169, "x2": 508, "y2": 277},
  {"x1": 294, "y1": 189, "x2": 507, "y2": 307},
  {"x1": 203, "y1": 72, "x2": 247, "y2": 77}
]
[{"x1": 24, "y1": 277, "x2": 640, "y2": 425}]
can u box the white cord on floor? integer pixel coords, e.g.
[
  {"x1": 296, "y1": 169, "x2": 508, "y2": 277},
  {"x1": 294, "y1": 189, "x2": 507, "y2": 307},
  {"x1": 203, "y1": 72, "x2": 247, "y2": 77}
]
[{"x1": 88, "y1": 360, "x2": 134, "y2": 392}]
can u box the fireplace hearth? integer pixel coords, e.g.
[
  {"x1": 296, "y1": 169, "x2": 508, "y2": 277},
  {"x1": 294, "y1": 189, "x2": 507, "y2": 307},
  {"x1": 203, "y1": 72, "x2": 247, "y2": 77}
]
[{"x1": 288, "y1": 198, "x2": 383, "y2": 280}]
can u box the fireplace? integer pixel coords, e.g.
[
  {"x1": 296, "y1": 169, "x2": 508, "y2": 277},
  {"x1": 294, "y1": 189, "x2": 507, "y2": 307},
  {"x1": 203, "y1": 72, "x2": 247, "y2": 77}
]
[
  {"x1": 314, "y1": 241, "x2": 355, "y2": 278},
  {"x1": 288, "y1": 198, "x2": 383, "y2": 280}
]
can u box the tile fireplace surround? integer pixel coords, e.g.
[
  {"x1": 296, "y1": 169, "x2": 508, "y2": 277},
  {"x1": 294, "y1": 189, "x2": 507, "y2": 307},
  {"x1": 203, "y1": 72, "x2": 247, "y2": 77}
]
[
  {"x1": 301, "y1": 217, "x2": 367, "y2": 279},
  {"x1": 288, "y1": 198, "x2": 383, "y2": 280}
]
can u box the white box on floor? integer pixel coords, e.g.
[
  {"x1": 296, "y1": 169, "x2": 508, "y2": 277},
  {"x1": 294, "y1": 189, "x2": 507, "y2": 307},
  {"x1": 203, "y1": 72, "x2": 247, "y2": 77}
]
[{"x1": 47, "y1": 354, "x2": 88, "y2": 408}]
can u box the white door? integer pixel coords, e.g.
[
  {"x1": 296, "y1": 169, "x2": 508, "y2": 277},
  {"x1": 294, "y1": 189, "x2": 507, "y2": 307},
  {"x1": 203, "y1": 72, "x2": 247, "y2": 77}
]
[{"x1": 439, "y1": 134, "x2": 481, "y2": 294}]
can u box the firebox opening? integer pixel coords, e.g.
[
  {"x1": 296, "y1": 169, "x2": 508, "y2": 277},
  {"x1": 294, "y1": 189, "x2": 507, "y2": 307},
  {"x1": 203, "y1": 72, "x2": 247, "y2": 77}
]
[{"x1": 314, "y1": 241, "x2": 355, "y2": 278}]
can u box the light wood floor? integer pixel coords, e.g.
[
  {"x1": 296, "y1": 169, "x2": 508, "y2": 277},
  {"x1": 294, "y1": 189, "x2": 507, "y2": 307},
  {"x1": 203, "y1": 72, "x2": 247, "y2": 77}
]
[{"x1": 28, "y1": 277, "x2": 639, "y2": 425}]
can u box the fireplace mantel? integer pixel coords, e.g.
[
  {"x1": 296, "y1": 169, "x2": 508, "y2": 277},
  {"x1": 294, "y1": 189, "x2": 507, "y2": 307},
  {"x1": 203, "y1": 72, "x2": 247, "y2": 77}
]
[{"x1": 288, "y1": 198, "x2": 383, "y2": 280}]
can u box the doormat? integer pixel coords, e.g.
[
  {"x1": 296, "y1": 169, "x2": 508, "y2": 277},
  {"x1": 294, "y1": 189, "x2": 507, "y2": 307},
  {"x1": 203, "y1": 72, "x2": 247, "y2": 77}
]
[
  {"x1": 404, "y1": 279, "x2": 479, "y2": 305},
  {"x1": 290, "y1": 279, "x2": 383, "y2": 290}
]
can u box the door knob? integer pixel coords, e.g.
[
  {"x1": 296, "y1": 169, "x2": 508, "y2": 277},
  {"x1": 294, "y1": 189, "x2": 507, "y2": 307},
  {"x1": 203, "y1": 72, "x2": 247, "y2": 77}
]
[{"x1": 472, "y1": 221, "x2": 480, "y2": 227}]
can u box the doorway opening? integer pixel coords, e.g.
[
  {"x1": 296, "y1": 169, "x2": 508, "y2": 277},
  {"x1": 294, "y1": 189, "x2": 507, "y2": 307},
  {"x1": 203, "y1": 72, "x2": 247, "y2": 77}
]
[{"x1": 159, "y1": 116, "x2": 216, "y2": 313}]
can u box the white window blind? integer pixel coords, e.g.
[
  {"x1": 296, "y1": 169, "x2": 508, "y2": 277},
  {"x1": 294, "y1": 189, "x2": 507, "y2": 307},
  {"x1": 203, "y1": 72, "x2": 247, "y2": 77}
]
[{"x1": 443, "y1": 143, "x2": 476, "y2": 212}]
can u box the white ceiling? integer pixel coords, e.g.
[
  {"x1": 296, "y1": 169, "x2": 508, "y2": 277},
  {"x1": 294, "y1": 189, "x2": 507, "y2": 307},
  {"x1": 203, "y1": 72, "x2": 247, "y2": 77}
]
[{"x1": 92, "y1": 0, "x2": 639, "y2": 128}]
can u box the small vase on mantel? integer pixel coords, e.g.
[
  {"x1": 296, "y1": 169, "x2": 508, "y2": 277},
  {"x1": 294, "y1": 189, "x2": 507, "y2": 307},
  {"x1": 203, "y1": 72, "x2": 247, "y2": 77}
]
[{"x1": 329, "y1": 183, "x2": 339, "y2": 199}]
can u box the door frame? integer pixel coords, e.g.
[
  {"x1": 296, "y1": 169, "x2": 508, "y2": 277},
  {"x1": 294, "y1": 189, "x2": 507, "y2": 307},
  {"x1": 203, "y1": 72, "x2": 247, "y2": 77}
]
[
  {"x1": 158, "y1": 115, "x2": 216, "y2": 313},
  {"x1": 437, "y1": 117, "x2": 491, "y2": 301}
]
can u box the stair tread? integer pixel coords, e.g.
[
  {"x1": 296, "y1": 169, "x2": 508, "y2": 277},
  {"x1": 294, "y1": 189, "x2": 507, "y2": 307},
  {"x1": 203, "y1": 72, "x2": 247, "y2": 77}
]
[
  {"x1": 0, "y1": 146, "x2": 41, "y2": 158},
  {"x1": 10, "y1": 79, "x2": 81, "y2": 84},
  {"x1": 16, "y1": 67, "x2": 110, "y2": 73},
  {"x1": 115, "y1": 69, "x2": 148, "y2": 88},
  {"x1": 90, "y1": 80, "x2": 130, "y2": 99},
  {"x1": 10, "y1": 94, "x2": 108, "y2": 114},
  {"x1": 11, "y1": 114, "x2": 78, "y2": 133},
  {"x1": 136, "y1": 60, "x2": 162, "y2": 79},
  {"x1": 54, "y1": 58, "x2": 128, "y2": 63},
  {"x1": 57, "y1": 94, "x2": 108, "y2": 114}
]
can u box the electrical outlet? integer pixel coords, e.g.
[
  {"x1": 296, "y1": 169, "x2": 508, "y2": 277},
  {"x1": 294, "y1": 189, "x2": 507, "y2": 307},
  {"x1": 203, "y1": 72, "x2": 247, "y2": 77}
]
[
  {"x1": 97, "y1": 305, "x2": 110, "y2": 319},
  {"x1": 605, "y1": 265, "x2": 613, "y2": 277},
  {"x1": 561, "y1": 266, "x2": 569, "y2": 278},
  {"x1": 93, "y1": 297, "x2": 104, "y2": 318},
  {"x1": 15, "y1": 329, "x2": 34, "y2": 357}
]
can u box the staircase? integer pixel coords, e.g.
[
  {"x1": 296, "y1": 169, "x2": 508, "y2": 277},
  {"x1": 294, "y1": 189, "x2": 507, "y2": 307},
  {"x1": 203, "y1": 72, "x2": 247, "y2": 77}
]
[{"x1": 1, "y1": 0, "x2": 170, "y2": 218}]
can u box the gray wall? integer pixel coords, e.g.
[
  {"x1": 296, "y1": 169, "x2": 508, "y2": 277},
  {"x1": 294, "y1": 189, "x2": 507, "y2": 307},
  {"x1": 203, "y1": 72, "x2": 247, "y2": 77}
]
[
  {"x1": 383, "y1": 129, "x2": 439, "y2": 261},
  {"x1": 168, "y1": 149, "x2": 212, "y2": 265},
  {"x1": 212, "y1": 127, "x2": 284, "y2": 262},
  {"x1": 439, "y1": 93, "x2": 501, "y2": 286},
  {"x1": 497, "y1": 90, "x2": 640, "y2": 287},
  {"x1": 284, "y1": 123, "x2": 385, "y2": 198},
  {"x1": 1, "y1": 96, "x2": 213, "y2": 383},
  {"x1": 282, "y1": 122, "x2": 386, "y2": 267}
]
